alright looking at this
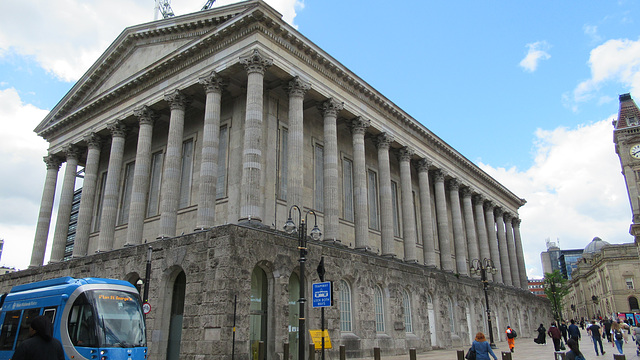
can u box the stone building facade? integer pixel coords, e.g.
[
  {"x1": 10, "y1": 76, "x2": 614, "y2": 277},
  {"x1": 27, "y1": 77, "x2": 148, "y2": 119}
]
[
  {"x1": 10, "y1": 1, "x2": 550, "y2": 359},
  {"x1": 564, "y1": 240, "x2": 640, "y2": 320}
]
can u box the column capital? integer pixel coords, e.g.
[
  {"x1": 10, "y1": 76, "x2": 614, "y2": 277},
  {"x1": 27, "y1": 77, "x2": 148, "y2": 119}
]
[
  {"x1": 319, "y1": 98, "x2": 344, "y2": 118},
  {"x1": 83, "y1": 132, "x2": 102, "y2": 150},
  {"x1": 374, "y1": 133, "x2": 394, "y2": 150},
  {"x1": 133, "y1": 105, "x2": 158, "y2": 126},
  {"x1": 494, "y1": 207, "x2": 504, "y2": 218},
  {"x1": 416, "y1": 158, "x2": 432, "y2": 173},
  {"x1": 397, "y1": 146, "x2": 414, "y2": 162},
  {"x1": 240, "y1": 49, "x2": 273, "y2": 75},
  {"x1": 433, "y1": 169, "x2": 447, "y2": 182},
  {"x1": 43, "y1": 154, "x2": 62, "y2": 170},
  {"x1": 164, "y1": 89, "x2": 191, "y2": 111},
  {"x1": 349, "y1": 116, "x2": 370, "y2": 135},
  {"x1": 62, "y1": 144, "x2": 81, "y2": 161},
  {"x1": 461, "y1": 186, "x2": 473, "y2": 198},
  {"x1": 107, "y1": 119, "x2": 127, "y2": 138},
  {"x1": 513, "y1": 218, "x2": 521, "y2": 227},
  {"x1": 288, "y1": 76, "x2": 311, "y2": 98},
  {"x1": 448, "y1": 178, "x2": 460, "y2": 191},
  {"x1": 199, "y1": 71, "x2": 226, "y2": 94},
  {"x1": 503, "y1": 212, "x2": 513, "y2": 221},
  {"x1": 483, "y1": 200, "x2": 494, "y2": 210},
  {"x1": 473, "y1": 193, "x2": 485, "y2": 204}
]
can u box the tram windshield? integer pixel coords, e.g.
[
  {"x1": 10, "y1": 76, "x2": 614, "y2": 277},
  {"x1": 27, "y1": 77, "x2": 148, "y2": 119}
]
[{"x1": 68, "y1": 289, "x2": 146, "y2": 348}]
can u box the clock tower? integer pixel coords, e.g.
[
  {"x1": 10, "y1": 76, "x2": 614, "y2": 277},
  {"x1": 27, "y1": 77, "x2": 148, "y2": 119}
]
[{"x1": 613, "y1": 93, "x2": 640, "y2": 245}]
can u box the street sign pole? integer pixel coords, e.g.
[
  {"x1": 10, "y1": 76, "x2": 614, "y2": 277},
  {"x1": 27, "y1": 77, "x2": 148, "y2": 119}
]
[{"x1": 317, "y1": 257, "x2": 326, "y2": 360}]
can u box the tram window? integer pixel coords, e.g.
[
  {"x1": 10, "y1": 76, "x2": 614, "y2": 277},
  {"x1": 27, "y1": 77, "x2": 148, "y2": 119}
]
[
  {"x1": 43, "y1": 307, "x2": 56, "y2": 322},
  {"x1": 68, "y1": 295, "x2": 98, "y2": 347},
  {"x1": 0, "y1": 310, "x2": 21, "y2": 350},
  {"x1": 15, "y1": 308, "x2": 42, "y2": 348}
]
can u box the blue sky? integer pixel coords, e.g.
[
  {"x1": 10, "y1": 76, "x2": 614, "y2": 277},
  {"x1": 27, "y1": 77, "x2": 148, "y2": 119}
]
[{"x1": 1, "y1": 0, "x2": 640, "y2": 277}]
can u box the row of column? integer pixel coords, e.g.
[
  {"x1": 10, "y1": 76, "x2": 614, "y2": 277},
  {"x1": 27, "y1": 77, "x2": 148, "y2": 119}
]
[{"x1": 30, "y1": 47, "x2": 528, "y2": 290}]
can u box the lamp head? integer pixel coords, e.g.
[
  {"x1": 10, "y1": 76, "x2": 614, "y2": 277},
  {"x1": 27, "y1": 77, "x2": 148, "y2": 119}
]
[
  {"x1": 310, "y1": 224, "x2": 322, "y2": 241},
  {"x1": 283, "y1": 217, "x2": 297, "y2": 234}
]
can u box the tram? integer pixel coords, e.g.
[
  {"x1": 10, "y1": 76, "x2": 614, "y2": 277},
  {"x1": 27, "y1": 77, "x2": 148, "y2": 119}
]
[{"x1": 0, "y1": 277, "x2": 147, "y2": 360}]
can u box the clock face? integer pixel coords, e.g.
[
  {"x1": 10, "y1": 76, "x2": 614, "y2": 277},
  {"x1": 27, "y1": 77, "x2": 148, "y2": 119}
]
[{"x1": 631, "y1": 144, "x2": 640, "y2": 159}]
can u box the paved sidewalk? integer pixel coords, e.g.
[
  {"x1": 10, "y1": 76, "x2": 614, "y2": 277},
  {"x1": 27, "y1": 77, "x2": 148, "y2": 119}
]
[{"x1": 348, "y1": 329, "x2": 639, "y2": 360}]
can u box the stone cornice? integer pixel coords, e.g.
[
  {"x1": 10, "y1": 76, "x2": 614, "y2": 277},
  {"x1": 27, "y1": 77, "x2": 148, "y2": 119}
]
[{"x1": 36, "y1": 0, "x2": 523, "y2": 208}]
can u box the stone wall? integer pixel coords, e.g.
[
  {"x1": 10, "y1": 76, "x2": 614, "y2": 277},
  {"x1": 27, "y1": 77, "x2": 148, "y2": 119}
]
[{"x1": 1, "y1": 224, "x2": 551, "y2": 360}]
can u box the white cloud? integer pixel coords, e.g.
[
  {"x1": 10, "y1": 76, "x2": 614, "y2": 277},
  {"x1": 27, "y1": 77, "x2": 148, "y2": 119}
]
[
  {"x1": 0, "y1": 0, "x2": 302, "y2": 83},
  {"x1": 571, "y1": 37, "x2": 640, "y2": 104},
  {"x1": 0, "y1": 88, "x2": 55, "y2": 269},
  {"x1": 519, "y1": 41, "x2": 551, "y2": 72},
  {"x1": 480, "y1": 118, "x2": 631, "y2": 278},
  {"x1": 583, "y1": 24, "x2": 602, "y2": 44}
]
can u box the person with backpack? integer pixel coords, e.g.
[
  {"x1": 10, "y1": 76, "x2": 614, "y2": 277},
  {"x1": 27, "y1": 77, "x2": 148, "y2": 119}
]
[
  {"x1": 612, "y1": 321, "x2": 625, "y2": 354},
  {"x1": 565, "y1": 338, "x2": 586, "y2": 360},
  {"x1": 505, "y1": 326, "x2": 517, "y2": 352}
]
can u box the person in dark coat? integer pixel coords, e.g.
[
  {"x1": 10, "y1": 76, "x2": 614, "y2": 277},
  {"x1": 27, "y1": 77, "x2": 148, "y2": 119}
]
[
  {"x1": 535, "y1": 323, "x2": 547, "y2": 344},
  {"x1": 565, "y1": 338, "x2": 585, "y2": 360},
  {"x1": 559, "y1": 320, "x2": 568, "y2": 343},
  {"x1": 548, "y1": 322, "x2": 563, "y2": 351},
  {"x1": 12, "y1": 315, "x2": 64, "y2": 360},
  {"x1": 568, "y1": 319, "x2": 581, "y2": 344}
]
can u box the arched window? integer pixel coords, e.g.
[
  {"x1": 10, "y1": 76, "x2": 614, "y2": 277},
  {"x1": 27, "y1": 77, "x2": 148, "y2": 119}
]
[
  {"x1": 250, "y1": 267, "x2": 268, "y2": 359},
  {"x1": 629, "y1": 296, "x2": 639, "y2": 311},
  {"x1": 448, "y1": 297, "x2": 455, "y2": 334},
  {"x1": 339, "y1": 280, "x2": 352, "y2": 332},
  {"x1": 374, "y1": 286, "x2": 385, "y2": 332},
  {"x1": 403, "y1": 290, "x2": 413, "y2": 333},
  {"x1": 167, "y1": 271, "x2": 186, "y2": 360}
]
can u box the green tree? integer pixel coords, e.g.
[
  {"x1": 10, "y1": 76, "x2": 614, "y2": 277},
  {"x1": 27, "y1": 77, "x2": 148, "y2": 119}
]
[{"x1": 544, "y1": 270, "x2": 569, "y2": 323}]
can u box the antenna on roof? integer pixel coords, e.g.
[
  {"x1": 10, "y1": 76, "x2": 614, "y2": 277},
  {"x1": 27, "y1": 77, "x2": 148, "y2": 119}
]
[
  {"x1": 202, "y1": 0, "x2": 216, "y2": 11},
  {"x1": 155, "y1": 0, "x2": 175, "y2": 20}
]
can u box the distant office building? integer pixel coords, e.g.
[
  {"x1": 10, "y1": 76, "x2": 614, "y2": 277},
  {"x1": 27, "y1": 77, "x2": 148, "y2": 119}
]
[
  {"x1": 528, "y1": 278, "x2": 546, "y2": 298},
  {"x1": 63, "y1": 188, "x2": 82, "y2": 261},
  {"x1": 540, "y1": 239, "x2": 584, "y2": 279}
]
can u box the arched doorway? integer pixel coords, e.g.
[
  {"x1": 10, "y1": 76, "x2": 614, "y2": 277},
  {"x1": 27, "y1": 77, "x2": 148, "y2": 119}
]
[
  {"x1": 427, "y1": 294, "x2": 436, "y2": 347},
  {"x1": 250, "y1": 266, "x2": 268, "y2": 360},
  {"x1": 166, "y1": 271, "x2": 186, "y2": 360},
  {"x1": 629, "y1": 296, "x2": 639, "y2": 312},
  {"x1": 288, "y1": 273, "x2": 300, "y2": 360}
]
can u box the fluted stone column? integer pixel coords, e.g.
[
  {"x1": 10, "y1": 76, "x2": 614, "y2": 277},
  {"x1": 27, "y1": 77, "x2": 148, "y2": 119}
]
[
  {"x1": 449, "y1": 179, "x2": 467, "y2": 275},
  {"x1": 494, "y1": 207, "x2": 512, "y2": 286},
  {"x1": 513, "y1": 218, "x2": 528, "y2": 289},
  {"x1": 433, "y1": 169, "x2": 453, "y2": 271},
  {"x1": 125, "y1": 106, "x2": 156, "y2": 246},
  {"x1": 462, "y1": 187, "x2": 479, "y2": 275},
  {"x1": 484, "y1": 201, "x2": 503, "y2": 283},
  {"x1": 50, "y1": 144, "x2": 81, "y2": 262},
  {"x1": 287, "y1": 77, "x2": 311, "y2": 212},
  {"x1": 417, "y1": 158, "x2": 436, "y2": 267},
  {"x1": 239, "y1": 49, "x2": 272, "y2": 223},
  {"x1": 96, "y1": 120, "x2": 127, "y2": 252},
  {"x1": 195, "y1": 72, "x2": 225, "y2": 230},
  {"x1": 504, "y1": 213, "x2": 520, "y2": 287},
  {"x1": 158, "y1": 90, "x2": 190, "y2": 238},
  {"x1": 73, "y1": 133, "x2": 102, "y2": 257},
  {"x1": 375, "y1": 133, "x2": 395, "y2": 256},
  {"x1": 350, "y1": 117, "x2": 370, "y2": 250},
  {"x1": 399, "y1": 147, "x2": 417, "y2": 262},
  {"x1": 30, "y1": 155, "x2": 61, "y2": 267},
  {"x1": 473, "y1": 194, "x2": 492, "y2": 281},
  {"x1": 320, "y1": 97, "x2": 341, "y2": 242}
]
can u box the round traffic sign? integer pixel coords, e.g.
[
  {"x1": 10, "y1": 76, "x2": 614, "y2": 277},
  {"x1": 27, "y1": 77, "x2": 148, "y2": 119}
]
[{"x1": 143, "y1": 302, "x2": 151, "y2": 314}]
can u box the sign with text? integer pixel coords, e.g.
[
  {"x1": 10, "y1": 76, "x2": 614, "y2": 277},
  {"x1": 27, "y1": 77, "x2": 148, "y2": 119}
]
[
  {"x1": 309, "y1": 329, "x2": 332, "y2": 349},
  {"x1": 312, "y1": 281, "x2": 331, "y2": 308}
]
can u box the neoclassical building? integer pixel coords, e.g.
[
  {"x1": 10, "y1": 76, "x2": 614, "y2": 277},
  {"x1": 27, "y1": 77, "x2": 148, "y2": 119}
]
[{"x1": 6, "y1": 1, "x2": 550, "y2": 359}]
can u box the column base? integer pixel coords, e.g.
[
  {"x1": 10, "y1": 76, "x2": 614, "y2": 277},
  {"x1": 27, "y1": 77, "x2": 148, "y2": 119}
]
[{"x1": 238, "y1": 219, "x2": 270, "y2": 229}]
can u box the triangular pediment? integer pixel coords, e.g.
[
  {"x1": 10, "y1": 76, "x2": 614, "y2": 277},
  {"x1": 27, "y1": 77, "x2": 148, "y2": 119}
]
[{"x1": 35, "y1": 0, "x2": 271, "y2": 136}]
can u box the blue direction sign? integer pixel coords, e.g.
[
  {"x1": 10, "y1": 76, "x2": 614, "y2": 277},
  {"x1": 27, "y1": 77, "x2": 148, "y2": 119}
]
[{"x1": 312, "y1": 281, "x2": 332, "y2": 308}]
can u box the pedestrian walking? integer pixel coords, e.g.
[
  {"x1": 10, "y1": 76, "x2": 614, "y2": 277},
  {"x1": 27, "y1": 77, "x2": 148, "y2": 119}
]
[
  {"x1": 471, "y1": 332, "x2": 498, "y2": 360},
  {"x1": 568, "y1": 319, "x2": 581, "y2": 344},
  {"x1": 12, "y1": 315, "x2": 64, "y2": 360},
  {"x1": 505, "y1": 326, "x2": 517, "y2": 352},
  {"x1": 587, "y1": 319, "x2": 606, "y2": 356},
  {"x1": 548, "y1": 322, "x2": 562, "y2": 351},
  {"x1": 603, "y1": 318, "x2": 612, "y2": 342},
  {"x1": 534, "y1": 323, "x2": 546, "y2": 345},
  {"x1": 612, "y1": 321, "x2": 625, "y2": 354},
  {"x1": 560, "y1": 320, "x2": 568, "y2": 343},
  {"x1": 565, "y1": 338, "x2": 586, "y2": 360}
]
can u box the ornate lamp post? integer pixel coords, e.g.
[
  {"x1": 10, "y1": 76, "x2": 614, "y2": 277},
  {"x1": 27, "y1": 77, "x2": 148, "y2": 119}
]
[
  {"x1": 470, "y1": 258, "x2": 498, "y2": 349},
  {"x1": 284, "y1": 205, "x2": 322, "y2": 360}
]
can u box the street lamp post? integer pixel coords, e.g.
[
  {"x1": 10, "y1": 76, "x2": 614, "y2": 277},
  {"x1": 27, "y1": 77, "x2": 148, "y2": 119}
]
[
  {"x1": 284, "y1": 205, "x2": 322, "y2": 360},
  {"x1": 470, "y1": 258, "x2": 498, "y2": 349}
]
